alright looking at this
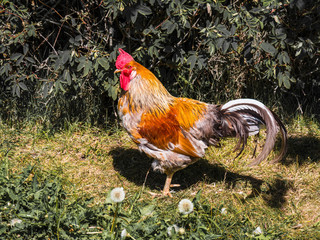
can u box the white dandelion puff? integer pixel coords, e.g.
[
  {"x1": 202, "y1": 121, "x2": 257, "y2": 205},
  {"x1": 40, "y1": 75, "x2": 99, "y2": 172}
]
[
  {"x1": 121, "y1": 228, "x2": 128, "y2": 239},
  {"x1": 253, "y1": 226, "x2": 262, "y2": 235},
  {"x1": 221, "y1": 207, "x2": 227, "y2": 215},
  {"x1": 178, "y1": 199, "x2": 194, "y2": 215},
  {"x1": 167, "y1": 224, "x2": 179, "y2": 236},
  {"x1": 10, "y1": 218, "x2": 22, "y2": 226},
  {"x1": 110, "y1": 187, "x2": 125, "y2": 203},
  {"x1": 178, "y1": 227, "x2": 186, "y2": 235}
]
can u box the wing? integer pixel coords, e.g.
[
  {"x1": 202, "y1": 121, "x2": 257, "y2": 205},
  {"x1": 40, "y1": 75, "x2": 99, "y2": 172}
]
[{"x1": 136, "y1": 98, "x2": 208, "y2": 159}]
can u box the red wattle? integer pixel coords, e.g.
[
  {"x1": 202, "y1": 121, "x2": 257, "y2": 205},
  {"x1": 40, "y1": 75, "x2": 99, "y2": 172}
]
[{"x1": 120, "y1": 73, "x2": 130, "y2": 91}]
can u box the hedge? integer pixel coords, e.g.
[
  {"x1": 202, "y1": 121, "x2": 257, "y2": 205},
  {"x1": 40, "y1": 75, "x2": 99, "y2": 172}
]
[{"x1": 0, "y1": 0, "x2": 319, "y2": 127}]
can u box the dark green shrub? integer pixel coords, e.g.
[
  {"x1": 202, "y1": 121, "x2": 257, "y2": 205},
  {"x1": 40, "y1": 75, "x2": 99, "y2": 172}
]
[{"x1": 0, "y1": 0, "x2": 319, "y2": 126}]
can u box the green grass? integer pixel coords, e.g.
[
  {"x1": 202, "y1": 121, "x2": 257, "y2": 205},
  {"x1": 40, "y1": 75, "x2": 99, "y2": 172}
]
[{"x1": 0, "y1": 117, "x2": 320, "y2": 239}]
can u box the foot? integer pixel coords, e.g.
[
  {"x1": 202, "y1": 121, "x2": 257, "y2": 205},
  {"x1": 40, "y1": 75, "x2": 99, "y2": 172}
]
[
  {"x1": 162, "y1": 189, "x2": 173, "y2": 198},
  {"x1": 148, "y1": 191, "x2": 172, "y2": 198}
]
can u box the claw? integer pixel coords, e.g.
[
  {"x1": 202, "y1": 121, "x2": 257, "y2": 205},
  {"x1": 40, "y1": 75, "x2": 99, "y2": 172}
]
[{"x1": 170, "y1": 184, "x2": 180, "y2": 188}]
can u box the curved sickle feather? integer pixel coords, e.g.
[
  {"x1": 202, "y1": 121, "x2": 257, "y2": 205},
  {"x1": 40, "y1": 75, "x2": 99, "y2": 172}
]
[{"x1": 221, "y1": 99, "x2": 287, "y2": 166}]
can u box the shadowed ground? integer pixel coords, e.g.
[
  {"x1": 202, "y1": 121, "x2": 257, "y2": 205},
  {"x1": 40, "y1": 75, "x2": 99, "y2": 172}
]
[{"x1": 110, "y1": 147, "x2": 292, "y2": 208}]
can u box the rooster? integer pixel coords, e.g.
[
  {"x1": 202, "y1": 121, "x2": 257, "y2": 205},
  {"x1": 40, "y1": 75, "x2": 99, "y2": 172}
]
[{"x1": 114, "y1": 48, "x2": 287, "y2": 197}]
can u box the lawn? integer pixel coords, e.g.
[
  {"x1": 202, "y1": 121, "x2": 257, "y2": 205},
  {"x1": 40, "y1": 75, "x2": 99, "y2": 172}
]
[{"x1": 0, "y1": 116, "x2": 319, "y2": 239}]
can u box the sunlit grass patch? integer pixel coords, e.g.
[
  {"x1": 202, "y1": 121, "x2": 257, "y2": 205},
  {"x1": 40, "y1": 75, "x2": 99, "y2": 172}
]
[{"x1": 0, "y1": 117, "x2": 319, "y2": 238}]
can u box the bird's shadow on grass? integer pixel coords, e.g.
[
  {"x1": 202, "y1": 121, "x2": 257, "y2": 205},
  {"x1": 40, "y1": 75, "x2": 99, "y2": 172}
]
[
  {"x1": 284, "y1": 135, "x2": 320, "y2": 165},
  {"x1": 110, "y1": 147, "x2": 291, "y2": 208}
]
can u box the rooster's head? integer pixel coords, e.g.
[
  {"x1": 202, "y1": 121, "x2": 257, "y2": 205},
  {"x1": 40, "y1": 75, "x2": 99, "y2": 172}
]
[{"x1": 115, "y1": 49, "x2": 135, "y2": 91}]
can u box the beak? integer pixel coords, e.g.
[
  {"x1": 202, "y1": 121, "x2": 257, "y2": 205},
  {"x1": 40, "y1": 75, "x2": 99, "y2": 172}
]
[{"x1": 114, "y1": 69, "x2": 121, "y2": 74}]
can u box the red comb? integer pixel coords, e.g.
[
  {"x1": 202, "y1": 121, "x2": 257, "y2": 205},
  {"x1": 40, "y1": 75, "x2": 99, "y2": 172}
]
[{"x1": 115, "y1": 48, "x2": 134, "y2": 69}]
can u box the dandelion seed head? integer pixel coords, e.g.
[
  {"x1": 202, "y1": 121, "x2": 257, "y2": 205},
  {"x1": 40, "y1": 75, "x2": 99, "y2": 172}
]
[
  {"x1": 253, "y1": 226, "x2": 262, "y2": 235},
  {"x1": 178, "y1": 227, "x2": 186, "y2": 235},
  {"x1": 110, "y1": 187, "x2": 125, "y2": 203},
  {"x1": 10, "y1": 218, "x2": 22, "y2": 226},
  {"x1": 121, "y1": 228, "x2": 128, "y2": 239},
  {"x1": 167, "y1": 224, "x2": 179, "y2": 236},
  {"x1": 221, "y1": 207, "x2": 227, "y2": 215},
  {"x1": 178, "y1": 199, "x2": 194, "y2": 215}
]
